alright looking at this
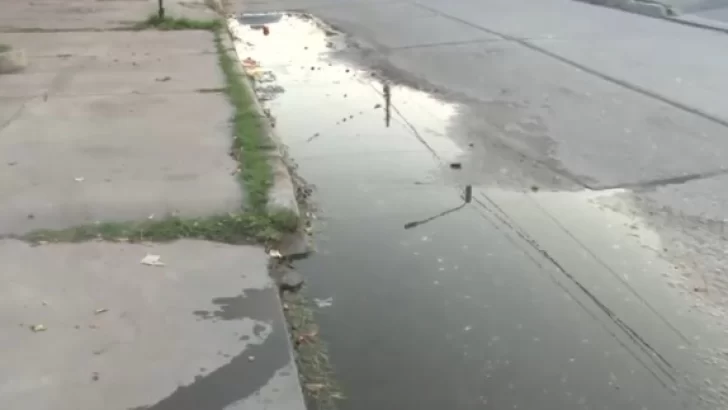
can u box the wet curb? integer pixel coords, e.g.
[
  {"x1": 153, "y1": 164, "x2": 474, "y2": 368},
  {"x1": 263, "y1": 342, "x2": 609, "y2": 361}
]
[
  {"x1": 210, "y1": 4, "x2": 310, "y2": 410},
  {"x1": 577, "y1": 0, "x2": 728, "y2": 34},
  {"x1": 216, "y1": 14, "x2": 301, "y2": 219}
]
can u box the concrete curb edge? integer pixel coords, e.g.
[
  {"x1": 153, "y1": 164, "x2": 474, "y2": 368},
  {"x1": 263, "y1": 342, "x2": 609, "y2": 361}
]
[
  {"x1": 213, "y1": 7, "x2": 301, "y2": 219},
  {"x1": 209, "y1": 4, "x2": 310, "y2": 410},
  {"x1": 222, "y1": 31, "x2": 301, "y2": 218}
]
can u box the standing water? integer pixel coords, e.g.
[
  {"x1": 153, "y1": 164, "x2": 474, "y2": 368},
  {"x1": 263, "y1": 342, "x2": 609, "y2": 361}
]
[{"x1": 230, "y1": 13, "x2": 728, "y2": 410}]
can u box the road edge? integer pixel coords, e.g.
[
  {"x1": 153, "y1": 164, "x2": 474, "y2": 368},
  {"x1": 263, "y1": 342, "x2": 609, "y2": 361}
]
[{"x1": 577, "y1": 0, "x2": 728, "y2": 34}]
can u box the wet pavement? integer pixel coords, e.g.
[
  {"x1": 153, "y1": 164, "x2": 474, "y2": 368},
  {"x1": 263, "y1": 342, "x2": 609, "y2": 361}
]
[{"x1": 230, "y1": 14, "x2": 728, "y2": 410}]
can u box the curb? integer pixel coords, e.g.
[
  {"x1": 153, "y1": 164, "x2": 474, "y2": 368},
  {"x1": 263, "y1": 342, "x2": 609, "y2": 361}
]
[
  {"x1": 218, "y1": 30, "x2": 302, "y2": 219},
  {"x1": 209, "y1": 4, "x2": 310, "y2": 410},
  {"x1": 212, "y1": 8, "x2": 301, "y2": 220},
  {"x1": 577, "y1": 0, "x2": 728, "y2": 34},
  {"x1": 217, "y1": 30, "x2": 310, "y2": 409}
]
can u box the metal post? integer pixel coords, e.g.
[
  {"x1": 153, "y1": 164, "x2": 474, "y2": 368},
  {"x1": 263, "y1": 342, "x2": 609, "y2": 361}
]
[{"x1": 158, "y1": 0, "x2": 165, "y2": 19}]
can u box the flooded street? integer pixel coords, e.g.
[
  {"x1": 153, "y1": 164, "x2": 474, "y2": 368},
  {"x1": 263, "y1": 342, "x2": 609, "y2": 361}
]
[{"x1": 230, "y1": 14, "x2": 728, "y2": 410}]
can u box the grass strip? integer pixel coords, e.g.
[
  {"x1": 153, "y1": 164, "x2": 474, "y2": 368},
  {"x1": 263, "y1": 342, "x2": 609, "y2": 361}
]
[
  {"x1": 20, "y1": 19, "x2": 298, "y2": 245},
  {"x1": 133, "y1": 14, "x2": 222, "y2": 31}
]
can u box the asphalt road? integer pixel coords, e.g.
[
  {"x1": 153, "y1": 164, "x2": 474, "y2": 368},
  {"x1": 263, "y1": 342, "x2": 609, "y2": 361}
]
[{"x1": 230, "y1": 2, "x2": 728, "y2": 409}]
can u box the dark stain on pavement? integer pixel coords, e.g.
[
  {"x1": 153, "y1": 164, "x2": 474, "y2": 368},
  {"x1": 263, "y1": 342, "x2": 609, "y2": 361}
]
[
  {"x1": 131, "y1": 287, "x2": 291, "y2": 410},
  {"x1": 193, "y1": 288, "x2": 272, "y2": 321}
]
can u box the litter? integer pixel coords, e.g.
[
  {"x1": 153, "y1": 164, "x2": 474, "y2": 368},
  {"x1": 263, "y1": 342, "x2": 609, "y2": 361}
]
[
  {"x1": 94, "y1": 308, "x2": 109, "y2": 315},
  {"x1": 305, "y1": 383, "x2": 325, "y2": 392},
  {"x1": 244, "y1": 67, "x2": 265, "y2": 79},
  {"x1": 268, "y1": 249, "x2": 282, "y2": 258},
  {"x1": 140, "y1": 254, "x2": 164, "y2": 266},
  {"x1": 30, "y1": 324, "x2": 47, "y2": 332},
  {"x1": 74, "y1": 177, "x2": 85, "y2": 182},
  {"x1": 242, "y1": 57, "x2": 259, "y2": 68},
  {"x1": 314, "y1": 297, "x2": 333, "y2": 308}
]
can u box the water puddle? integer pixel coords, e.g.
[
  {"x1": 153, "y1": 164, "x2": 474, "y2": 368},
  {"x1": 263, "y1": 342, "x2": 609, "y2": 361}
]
[{"x1": 229, "y1": 13, "x2": 728, "y2": 409}]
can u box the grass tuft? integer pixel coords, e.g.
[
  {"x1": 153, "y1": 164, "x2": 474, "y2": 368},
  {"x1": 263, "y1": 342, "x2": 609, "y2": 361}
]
[
  {"x1": 134, "y1": 14, "x2": 222, "y2": 31},
  {"x1": 283, "y1": 292, "x2": 343, "y2": 409}
]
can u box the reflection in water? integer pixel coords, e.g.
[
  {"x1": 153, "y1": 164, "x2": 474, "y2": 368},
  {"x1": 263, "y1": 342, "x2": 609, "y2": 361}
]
[
  {"x1": 383, "y1": 82, "x2": 391, "y2": 128},
  {"x1": 229, "y1": 13, "x2": 728, "y2": 410},
  {"x1": 404, "y1": 203, "x2": 466, "y2": 230},
  {"x1": 404, "y1": 185, "x2": 473, "y2": 230}
]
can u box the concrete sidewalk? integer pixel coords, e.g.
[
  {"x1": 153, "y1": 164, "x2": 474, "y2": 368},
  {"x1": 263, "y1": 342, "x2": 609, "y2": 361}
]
[
  {"x1": 0, "y1": 29, "x2": 241, "y2": 234},
  {"x1": 0, "y1": 1, "x2": 305, "y2": 409}
]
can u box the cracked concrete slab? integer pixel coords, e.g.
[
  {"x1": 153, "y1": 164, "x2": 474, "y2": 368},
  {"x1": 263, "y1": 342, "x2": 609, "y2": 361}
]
[
  {"x1": 0, "y1": 31, "x2": 242, "y2": 235},
  {"x1": 0, "y1": 239, "x2": 304, "y2": 410},
  {"x1": 0, "y1": 0, "x2": 219, "y2": 32},
  {"x1": 0, "y1": 0, "x2": 151, "y2": 31}
]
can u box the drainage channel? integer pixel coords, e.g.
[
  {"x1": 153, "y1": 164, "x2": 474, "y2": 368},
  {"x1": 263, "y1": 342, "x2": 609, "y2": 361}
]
[{"x1": 230, "y1": 13, "x2": 728, "y2": 410}]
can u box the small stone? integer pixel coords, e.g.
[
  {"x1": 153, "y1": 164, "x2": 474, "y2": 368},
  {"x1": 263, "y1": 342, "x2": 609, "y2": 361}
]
[{"x1": 279, "y1": 267, "x2": 304, "y2": 292}]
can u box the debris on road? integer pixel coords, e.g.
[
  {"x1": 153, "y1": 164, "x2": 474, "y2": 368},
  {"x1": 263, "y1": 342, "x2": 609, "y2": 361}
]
[
  {"x1": 314, "y1": 297, "x2": 333, "y2": 308},
  {"x1": 94, "y1": 308, "x2": 109, "y2": 315},
  {"x1": 279, "y1": 267, "x2": 305, "y2": 292},
  {"x1": 449, "y1": 162, "x2": 462, "y2": 170},
  {"x1": 30, "y1": 324, "x2": 47, "y2": 332},
  {"x1": 74, "y1": 177, "x2": 84, "y2": 182},
  {"x1": 243, "y1": 57, "x2": 258, "y2": 68},
  {"x1": 140, "y1": 254, "x2": 164, "y2": 267},
  {"x1": 268, "y1": 249, "x2": 282, "y2": 258}
]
